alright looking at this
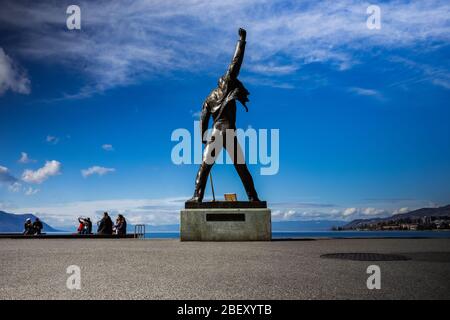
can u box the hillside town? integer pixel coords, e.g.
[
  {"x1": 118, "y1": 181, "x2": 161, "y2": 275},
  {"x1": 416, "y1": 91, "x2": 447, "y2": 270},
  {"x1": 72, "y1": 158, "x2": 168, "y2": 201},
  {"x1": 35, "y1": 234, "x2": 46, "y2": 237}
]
[{"x1": 336, "y1": 215, "x2": 450, "y2": 231}]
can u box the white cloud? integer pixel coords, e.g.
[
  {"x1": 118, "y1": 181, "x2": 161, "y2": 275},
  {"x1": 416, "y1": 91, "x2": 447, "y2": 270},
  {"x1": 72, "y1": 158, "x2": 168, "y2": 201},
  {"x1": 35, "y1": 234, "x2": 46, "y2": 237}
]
[
  {"x1": 272, "y1": 208, "x2": 333, "y2": 220},
  {"x1": 360, "y1": 207, "x2": 387, "y2": 216},
  {"x1": 340, "y1": 207, "x2": 388, "y2": 218},
  {"x1": 8, "y1": 181, "x2": 22, "y2": 193},
  {"x1": 101, "y1": 144, "x2": 114, "y2": 151},
  {"x1": 46, "y1": 135, "x2": 59, "y2": 144},
  {"x1": 342, "y1": 207, "x2": 357, "y2": 217},
  {"x1": 388, "y1": 56, "x2": 450, "y2": 90},
  {"x1": 18, "y1": 152, "x2": 36, "y2": 164},
  {"x1": 348, "y1": 87, "x2": 383, "y2": 100},
  {"x1": 0, "y1": 166, "x2": 24, "y2": 193},
  {"x1": 21, "y1": 160, "x2": 61, "y2": 184},
  {"x1": 0, "y1": 0, "x2": 448, "y2": 95},
  {"x1": 81, "y1": 166, "x2": 115, "y2": 178},
  {"x1": 0, "y1": 165, "x2": 18, "y2": 184},
  {"x1": 393, "y1": 207, "x2": 410, "y2": 215},
  {"x1": 269, "y1": 201, "x2": 426, "y2": 222},
  {"x1": 25, "y1": 187, "x2": 39, "y2": 196},
  {"x1": 0, "y1": 47, "x2": 30, "y2": 95},
  {"x1": 247, "y1": 63, "x2": 299, "y2": 75}
]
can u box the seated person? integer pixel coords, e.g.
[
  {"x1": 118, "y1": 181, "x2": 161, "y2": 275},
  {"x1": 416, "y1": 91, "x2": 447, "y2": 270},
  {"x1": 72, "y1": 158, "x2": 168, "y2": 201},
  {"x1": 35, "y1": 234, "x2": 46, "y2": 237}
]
[
  {"x1": 78, "y1": 217, "x2": 91, "y2": 235},
  {"x1": 77, "y1": 217, "x2": 85, "y2": 234},
  {"x1": 85, "y1": 217, "x2": 93, "y2": 234},
  {"x1": 32, "y1": 218, "x2": 43, "y2": 235},
  {"x1": 24, "y1": 218, "x2": 34, "y2": 235},
  {"x1": 114, "y1": 214, "x2": 127, "y2": 236},
  {"x1": 97, "y1": 212, "x2": 113, "y2": 235}
]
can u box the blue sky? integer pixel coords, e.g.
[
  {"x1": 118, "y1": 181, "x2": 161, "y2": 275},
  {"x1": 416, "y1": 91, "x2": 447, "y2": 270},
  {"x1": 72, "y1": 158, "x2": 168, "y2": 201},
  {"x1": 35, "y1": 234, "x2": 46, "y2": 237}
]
[{"x1": 0, "y1": 0, "x2": 449, "y2": 228}]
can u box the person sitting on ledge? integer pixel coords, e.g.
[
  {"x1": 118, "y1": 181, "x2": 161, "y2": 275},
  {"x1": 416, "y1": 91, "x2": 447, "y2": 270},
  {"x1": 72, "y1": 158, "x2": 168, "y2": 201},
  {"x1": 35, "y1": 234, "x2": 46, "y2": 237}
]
[
  {"x1": 114, "y1": 214, "x2": 127, "y2": 236},
  {"x1": 97, "y1": 212, "x2": 113, "y2": 235},
  {"x1": 33, "y1": 218, "x2": 43, "y2": 235},
  {"x1": 85, "y1": 217, "x2": 93, "y2": 234},
  {"x1": 77, "y1": 217, "x2": 92, "y2": 234},
  {"x1": 77, "y1": 217, "x2": 85, "y2": 234},
  {"x1": 23, "y1": 218, "x2": 34, "y2": 235}
]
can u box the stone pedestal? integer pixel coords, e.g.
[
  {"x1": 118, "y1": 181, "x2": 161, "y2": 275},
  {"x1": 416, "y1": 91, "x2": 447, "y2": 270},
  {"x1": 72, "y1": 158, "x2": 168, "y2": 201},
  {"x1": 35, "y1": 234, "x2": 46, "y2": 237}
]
[{"x1": 180, "y1": 201, "x2": 271, "y2": 241}]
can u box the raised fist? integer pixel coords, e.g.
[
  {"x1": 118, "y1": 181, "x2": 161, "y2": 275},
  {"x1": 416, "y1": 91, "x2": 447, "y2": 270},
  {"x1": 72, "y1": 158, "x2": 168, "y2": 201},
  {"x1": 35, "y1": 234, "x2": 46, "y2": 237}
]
[{"x1": 238, "y1": 28, "x2": 246, "y2": 40}]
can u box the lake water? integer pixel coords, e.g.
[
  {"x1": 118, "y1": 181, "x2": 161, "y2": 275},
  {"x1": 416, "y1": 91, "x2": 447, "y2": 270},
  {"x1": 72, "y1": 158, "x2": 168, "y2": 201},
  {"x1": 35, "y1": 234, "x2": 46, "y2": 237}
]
[{"x1": 144, "y1": 230, "x2": 450, "y2": 239}]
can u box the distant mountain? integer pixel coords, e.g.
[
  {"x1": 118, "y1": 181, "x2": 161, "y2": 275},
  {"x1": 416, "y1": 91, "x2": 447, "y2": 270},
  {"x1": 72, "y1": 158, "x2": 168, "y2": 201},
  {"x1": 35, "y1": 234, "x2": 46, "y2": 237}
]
[
  {"x1": 342, "y1": 205, "x2": 450, "y2": 229},
  {"x1": 0, "y1": 211, "x2": 60, "y2": 233}
]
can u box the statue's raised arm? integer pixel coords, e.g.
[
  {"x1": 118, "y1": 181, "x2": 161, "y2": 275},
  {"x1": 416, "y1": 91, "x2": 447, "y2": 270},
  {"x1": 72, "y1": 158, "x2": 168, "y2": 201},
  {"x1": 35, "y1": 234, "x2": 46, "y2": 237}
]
[{"x1": 225, "y1": 28, "x2": 246, "y2": 79}]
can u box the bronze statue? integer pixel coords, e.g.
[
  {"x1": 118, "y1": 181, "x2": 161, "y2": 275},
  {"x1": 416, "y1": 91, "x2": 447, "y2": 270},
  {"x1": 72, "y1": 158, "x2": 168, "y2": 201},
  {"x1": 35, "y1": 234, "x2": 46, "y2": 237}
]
[{"x1": 187, "y1": 28, "x2": 260, "y2": 203}]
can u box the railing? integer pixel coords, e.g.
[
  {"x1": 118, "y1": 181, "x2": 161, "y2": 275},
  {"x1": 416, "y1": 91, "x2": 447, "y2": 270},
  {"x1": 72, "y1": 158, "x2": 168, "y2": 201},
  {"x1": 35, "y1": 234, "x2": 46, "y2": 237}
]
[{"x1": 134, "y1": 224, "x2": 146, "y2": 239}]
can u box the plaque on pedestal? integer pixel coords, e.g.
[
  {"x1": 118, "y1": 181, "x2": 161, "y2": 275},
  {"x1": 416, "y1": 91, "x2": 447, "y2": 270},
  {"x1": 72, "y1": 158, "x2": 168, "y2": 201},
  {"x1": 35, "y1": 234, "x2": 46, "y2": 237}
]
[{"x1": 181, "y1": 201, "x2": 271, "y2": 241}]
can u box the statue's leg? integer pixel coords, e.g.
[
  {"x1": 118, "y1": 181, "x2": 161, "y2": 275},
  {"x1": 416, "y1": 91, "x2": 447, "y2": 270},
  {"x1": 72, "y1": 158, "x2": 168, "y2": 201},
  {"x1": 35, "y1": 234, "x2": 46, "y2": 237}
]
[
  {"x1": 225, "y1": 133, "x2": 260, "y2": 202},
  {"x1": 187, "y1": 162, "x2": 213, "y2": 202},
  {"x1": 187, "y1": 127, "x2": 223, "y2": 202}
]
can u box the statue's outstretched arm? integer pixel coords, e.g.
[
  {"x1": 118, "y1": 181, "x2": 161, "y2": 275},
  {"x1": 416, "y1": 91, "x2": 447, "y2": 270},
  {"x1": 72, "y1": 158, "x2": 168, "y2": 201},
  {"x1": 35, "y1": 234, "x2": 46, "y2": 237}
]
[
  {"x1": 200, "y1": 101, "x2": 211, "y2": 144},
  {"x1": 226, "y1": 28, "x2": 246, "y2": 79}
]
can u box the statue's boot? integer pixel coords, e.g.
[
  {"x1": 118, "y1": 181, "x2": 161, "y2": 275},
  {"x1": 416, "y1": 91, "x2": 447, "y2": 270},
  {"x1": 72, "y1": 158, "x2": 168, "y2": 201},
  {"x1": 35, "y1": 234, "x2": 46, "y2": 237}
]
[
  {"x1": 187, "y1": 162, "x2": 212, "y2": 203},
  {"x1": 234, "y1": 163, "x2": 261, "y2": 202}
]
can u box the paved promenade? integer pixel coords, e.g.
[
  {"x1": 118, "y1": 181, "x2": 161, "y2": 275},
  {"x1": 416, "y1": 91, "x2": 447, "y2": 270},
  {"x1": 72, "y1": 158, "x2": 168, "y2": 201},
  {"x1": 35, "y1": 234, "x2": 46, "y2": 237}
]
[{"x1": 0, "y1": 238, "x2": 449, "y2": 299}]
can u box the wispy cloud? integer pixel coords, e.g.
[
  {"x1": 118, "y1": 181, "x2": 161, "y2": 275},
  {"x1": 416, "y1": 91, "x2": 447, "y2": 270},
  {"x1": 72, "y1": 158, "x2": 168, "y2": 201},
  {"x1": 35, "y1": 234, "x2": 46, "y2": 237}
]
[
  {"x1": 101, "y1": 144, "x2": 114, "y2": 151},
  {"x1": 0, "y1": 166, "x2": 23, "y2": 193},
  {"x1": 269, "y1": 198, "x2": 440, "y2": 221},
  {"x1": 392, "y1": 207, "x2": 409, "y2": 215},
  {"x1": 24, "y1": 186, "x2": 39, "y2": 196},
  {"x1": 0, "y1": 165, "x2": 19, "y2": 186},
  {"x1": 0, "y1": 47, "x2": 30, "y2": 95},
  {"x1": 81, "y1": 166, "x2": 115, "y2": 178},
  {"x1": 0, "y1": 0, "x2": 448, "y2": 96},
  {"x1": 247, "y1": 63, "x2": 299, "y2": 75},
  {"x1": 271, "y1": 206, "x2": 390, "y2": 221},
  {"x1": 348, "y1": 87, "x2": 384, "y2": 100},
  {"x1": 8, "y1": 182, "x2": 22, "y2": 193},
  {"x1": 46, "y1": 135, "x2": 59, "y2": 144},
  {"x1": 18, "y1": 152, "x2": 36, "y2": 164},
  {"x1": 388, "y1": 56, "x2": 450, "y2": 90}
]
